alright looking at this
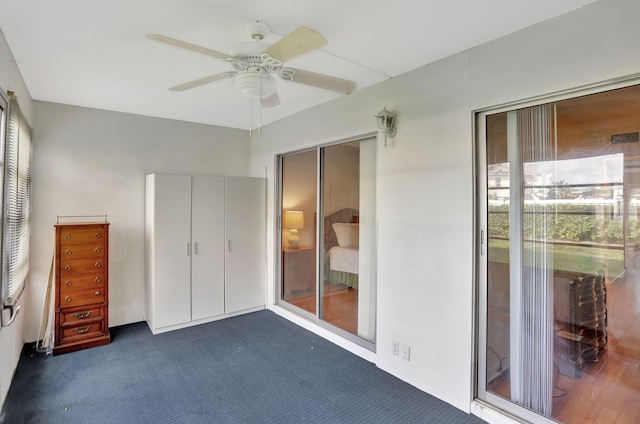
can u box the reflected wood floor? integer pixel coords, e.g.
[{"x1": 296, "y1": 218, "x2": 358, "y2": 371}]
[
  {"x1": 488, "y1": 268, "x2": 640, "y2": 424},
  {"x1": 287, "y1": 283, "x2": 358, "y2": 335}
]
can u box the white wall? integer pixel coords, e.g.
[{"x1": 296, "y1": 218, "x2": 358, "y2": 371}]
[
  {"x1": 0, "y1": 28, "x2": 34, "y2": 409},
  {"x1": 251, "y1": 0, "x2": 640, "y2": 418},
  {"x1": 28, "y1": 102, "x2": 250, "y2": 343}
]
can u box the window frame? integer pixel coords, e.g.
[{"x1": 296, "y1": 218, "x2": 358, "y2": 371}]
[{"x1": 1, "y1": 91, "x2": 32, "y2": 327}]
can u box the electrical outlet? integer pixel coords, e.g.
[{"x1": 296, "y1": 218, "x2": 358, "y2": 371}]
[
  {"x1": 392, "y1": 340, "x2": 399, "y2": 356},
  {"x1": 400, "y1": 344, "x2": 410, "y2": 361}
]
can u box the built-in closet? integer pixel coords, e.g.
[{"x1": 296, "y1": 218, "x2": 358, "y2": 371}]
[{"x1": 145, "y1": 173, "x2": 265, "y2": 334}]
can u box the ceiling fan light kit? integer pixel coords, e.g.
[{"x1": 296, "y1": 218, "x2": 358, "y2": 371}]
[
  {"x1": 234, "y1": 68, "x2": 277, "y2": 99},
  {"x1": 148, "y1": 20, "x2": 356, "y2": 106}
]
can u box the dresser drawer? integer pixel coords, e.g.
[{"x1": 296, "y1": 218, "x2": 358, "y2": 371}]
[
  {"x1": 59, "y1": 288, "x2": 105, "y2": 308},
  {"x1": 59, "y1": 243, "x2": 105, "y2": 259},
  {"x1": 59, "y1": 257, "x2": 106, "y2": 277},
  {"x1": 60, "y1": 305, "x2": 105, "y2": 325},
  {"x1": 59, "y1": 226, "x2": 107, "y2": 245},
  {"x1": 60, "y1": 320, "x2": 106, "y2": 345},
  {"x1": 59, "y1": 274, "x2": 105, "y2": 293}
]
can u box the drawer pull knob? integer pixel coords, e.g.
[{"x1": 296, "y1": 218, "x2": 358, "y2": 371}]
[
  {"x1": 65, "y1": 281, "x2": 72, "y2": 286},
  {"x1": 95, "y1": 277, "x2": 101, "y2": 283},
  {"x1": 95, "y1": 262, "x2": 102, "y2": 268},
  {"x1": 72, "y1": 311, "x2": 92, "y2": 319},
  {"x1": 95, "y1": 233, "x2": 101, "y2": 238},
  {"x1": 65, "y1": 265, "x2": 72, "y2": 271},
  {"x1": 65, "y1": 296, "x2": 72, "y2": 302},
  {"x1": 95, "y1": 291, "x2": 101, "y2": 296},
  {"x1": 64, "y1": 234, "x2": 71, "y2": 239},
  {"x1": 94, "y1": 247, "x2": 101, "y2": 253},
  {"x1": 65, "y1": 249, "x2": 72, "y2": 255},
  {"x1": 73, "y1": 325, "x2": 92, "y2": 334}
]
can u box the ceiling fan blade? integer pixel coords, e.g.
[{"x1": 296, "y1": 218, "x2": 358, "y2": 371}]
[
  {"x1": 262, "y1": 26, "x2": 327, "y2": 63},
  {"x1": 286, "y1": 69, "x2": 356, "y2": 95},
  {"x1": 147, "y1": 34, "x2": 231, "y2": 60},
  {"x1": 261, "y1": 92, "x2": 281, "y2": 108},
  {"x1": 169, "y1": 72, "x2": 235, "y2": 91}
]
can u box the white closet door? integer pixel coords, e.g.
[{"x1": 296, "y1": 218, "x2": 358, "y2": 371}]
[
  {"x1": 191, "y1": 175, "x2": 225, "y2": 320},
  {"x1": 225, "y1": 177, "x2": 266, "y2": 313},
  {"x1": 150, "y1": 174, "x2": 192, "y2": 329}
]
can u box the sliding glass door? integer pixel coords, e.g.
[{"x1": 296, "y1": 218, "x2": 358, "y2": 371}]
[
  {"x1": 280, "y1": 150, "x2": 317, "y2": 314},
  {"x1": 477, "y1": 84, "x2": 640, "y2": 423},
  {"x1": 279, "y1": 136, "x2": 377, "y2": 346}
]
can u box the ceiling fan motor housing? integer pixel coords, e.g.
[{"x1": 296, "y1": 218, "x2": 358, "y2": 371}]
[
  {"x1": 246, "y1": 21, "x2": 270, "y2": 40},
  {"x1": 234, "y1": 68, "x2": 277, "y2": 99}
]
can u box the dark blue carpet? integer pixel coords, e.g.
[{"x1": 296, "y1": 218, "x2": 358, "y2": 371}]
[{"x1": 0, "y1": 310, "x2": 485, "y2": 423}]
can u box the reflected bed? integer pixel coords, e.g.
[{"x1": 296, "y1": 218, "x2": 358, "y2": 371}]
[{"x1": 323, "y1": 208, "x2": 359, "y2": 289}]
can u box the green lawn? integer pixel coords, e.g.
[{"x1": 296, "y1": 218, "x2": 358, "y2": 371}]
[{"x1": 488, "y1": 238, "x2": 624, "y2": 277}]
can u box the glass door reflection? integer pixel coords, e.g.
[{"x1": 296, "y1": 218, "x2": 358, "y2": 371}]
[
  {"x1": 480, "y1": 84, "x2": 640, "y2": 424},
  {"x1": 281, "y1": 150, "x2": 317, "y2": 314},
  {"x1": 320, "y1": 139, "x2": 376, "y2": 341}
]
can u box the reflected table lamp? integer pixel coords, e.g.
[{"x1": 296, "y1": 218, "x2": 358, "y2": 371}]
[{"x1": 283, "y1": 210, "x2": 304, "y2": 249}]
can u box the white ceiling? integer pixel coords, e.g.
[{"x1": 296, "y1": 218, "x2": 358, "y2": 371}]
[{"x1": 0, "y1": 0, "x2": 596, "y2": 130}]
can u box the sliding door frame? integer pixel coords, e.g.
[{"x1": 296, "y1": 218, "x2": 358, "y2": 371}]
[
  {"x1": 474, "y1": 73, "x2": 640, "y2": 423},
  {"x1": 276, "y1": 132, "x2": 377, "y2": 351},
  {"x1": 275, "y1": 146, "x2": 318, "y2": 323}
]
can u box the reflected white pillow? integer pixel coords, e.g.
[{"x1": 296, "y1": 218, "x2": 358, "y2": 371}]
[{"x1": 333, "y1": 223, "x2": 358, "y2": 247}]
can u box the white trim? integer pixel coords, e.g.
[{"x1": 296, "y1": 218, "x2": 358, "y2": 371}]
[
  {"x1": 269, "y1": 304, "x2": 376, "y2": 363},
  {"x1": 147, "y1": 306, "x2": 265, "y2": 335},
  {"x1": 474, "y1": 72, "x2": 640, "y2": 116}
]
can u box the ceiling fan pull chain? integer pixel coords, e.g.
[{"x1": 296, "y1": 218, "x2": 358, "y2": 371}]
[
  {"x1": 258, "y1": 74, "x2": 263, "y2": 133},
  {"x1": 249, "y1": 98, "x2": 253, "y2": 137}
]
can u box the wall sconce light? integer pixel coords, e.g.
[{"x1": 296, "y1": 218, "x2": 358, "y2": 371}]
[
  {"x1": 375, "y1": 107, "x2": 397, "y2": 147},
  {"x1": 283, "y1": 210, "x2": 304, "y2": 249}
]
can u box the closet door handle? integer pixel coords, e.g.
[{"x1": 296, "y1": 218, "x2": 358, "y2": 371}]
[
  {"x1": 228, "y1": 239, "x2": 232, "y2": 252},
  {"x1": 194, "y1": 242, "x2": 199, "y2": 255}
]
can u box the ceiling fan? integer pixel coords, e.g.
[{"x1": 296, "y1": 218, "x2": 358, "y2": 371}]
[{"x1": 147, "y1": 21, "x2": 356, "y2": 108}]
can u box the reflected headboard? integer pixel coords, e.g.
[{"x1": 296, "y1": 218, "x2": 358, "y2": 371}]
[{"x1": 323, "y1": 208, "x2": 359, "y2": 250}]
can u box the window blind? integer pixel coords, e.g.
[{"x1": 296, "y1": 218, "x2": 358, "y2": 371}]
[{"x1": 3, "y1": 96, "x2": 32, "y2": 307}]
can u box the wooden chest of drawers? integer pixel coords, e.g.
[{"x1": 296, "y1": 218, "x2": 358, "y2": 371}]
[{"x1": 54, "y1": 222, "x2": 110, "y2": 354}]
